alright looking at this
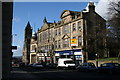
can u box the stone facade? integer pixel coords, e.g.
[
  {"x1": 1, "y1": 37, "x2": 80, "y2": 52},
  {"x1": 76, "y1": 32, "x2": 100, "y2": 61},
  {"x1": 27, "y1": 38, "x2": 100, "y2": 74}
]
[
  {"x1": 36, "y1": 2, "x2": 106, "y2": 64},
  {"x1": 23, "y1": 2, "x2": 106, "y2": 64},
  {"x1": 30, "y1": 33, "x2": 37, "y2": 64},
  {"x1": 22, "y1": 22, "x2": 32, "y2": 64}
]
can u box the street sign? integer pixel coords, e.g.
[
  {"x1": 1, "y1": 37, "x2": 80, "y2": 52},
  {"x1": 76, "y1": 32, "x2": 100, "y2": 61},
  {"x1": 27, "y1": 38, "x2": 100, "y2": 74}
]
[
  {"x1": 71, "y1": 39, "x2": 78, "y2": 46},
  {"x1": 12, "y1": 46, "x2": 17, "y2": 50}
]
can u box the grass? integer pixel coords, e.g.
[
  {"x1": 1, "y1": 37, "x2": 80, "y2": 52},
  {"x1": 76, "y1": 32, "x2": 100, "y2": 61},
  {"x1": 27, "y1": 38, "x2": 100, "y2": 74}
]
[{"x1": 98, "y1": 57, "x2": 118, "y2": 61}]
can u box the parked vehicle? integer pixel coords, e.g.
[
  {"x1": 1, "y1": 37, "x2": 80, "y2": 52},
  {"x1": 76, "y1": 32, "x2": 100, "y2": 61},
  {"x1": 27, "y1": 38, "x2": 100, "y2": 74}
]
[
  {"x1": 19, "y1": 62, "x2": 25, "y2": 67},
  {"x1": 27, "y1": 64, "x2": 33, "y2": 67},
  {"x1": 32, "y1": 63, "x2": 44, "y2": 68},
  {"x1": 45, "y1": 63, "x2": 57, "y2": 69},
  {"x1": 76, "y1": 62, "x2": 96, "y2": 72},
  {"x1": 57, "y1": 58, "x2": 76, "y2": 69},
  {"x1": 12, "y1": 62, "x2": 19, "y2": 67},
  {"x1": 97, "y1": 63, "x2": 120, "y2": 74}
]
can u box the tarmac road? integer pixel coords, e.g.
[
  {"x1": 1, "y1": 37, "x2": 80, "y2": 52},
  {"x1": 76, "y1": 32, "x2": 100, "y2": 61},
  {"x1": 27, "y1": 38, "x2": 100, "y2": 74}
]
[{"x1": 10, "y1": 67, "x2": 120, "y2": 80}]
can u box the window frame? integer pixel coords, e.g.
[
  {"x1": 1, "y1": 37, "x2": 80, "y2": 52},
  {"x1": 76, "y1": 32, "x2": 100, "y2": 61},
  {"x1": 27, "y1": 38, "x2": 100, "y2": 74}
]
[{"x1": 72, "y1": 23, "x2": 76, "y2": 32}]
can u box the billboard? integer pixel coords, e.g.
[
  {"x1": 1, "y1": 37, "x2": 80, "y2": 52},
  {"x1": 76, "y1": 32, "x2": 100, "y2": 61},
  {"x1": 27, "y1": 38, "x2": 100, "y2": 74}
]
[{"x1": 71, "y1": 39, "x2": 78, "y2": 46}]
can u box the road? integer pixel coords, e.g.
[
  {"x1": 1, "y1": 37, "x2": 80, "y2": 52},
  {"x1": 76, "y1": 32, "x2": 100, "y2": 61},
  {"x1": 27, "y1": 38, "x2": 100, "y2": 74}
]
[{"x1": 10, "y1": 67, "x2": 120, "y2": 80}]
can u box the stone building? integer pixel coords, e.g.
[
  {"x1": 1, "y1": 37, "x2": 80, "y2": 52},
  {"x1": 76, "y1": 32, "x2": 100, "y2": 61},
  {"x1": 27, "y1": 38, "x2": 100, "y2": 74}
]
[
  {"x1": 36, "y1": 2, "x2": 106, "y2": 64},
  {"x1": 30, "y1": 32, "x2": 37, "y2": 64},
  {"x1": 22, "y1": 21, "x2": 32, "y2": 64}
]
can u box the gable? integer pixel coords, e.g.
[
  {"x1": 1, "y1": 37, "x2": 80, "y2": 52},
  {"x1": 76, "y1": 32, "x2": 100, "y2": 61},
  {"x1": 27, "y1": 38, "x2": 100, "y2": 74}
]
[
  {"x1": 60, "y1": 10, "x2": 70, "y2": 19},
  {"x1": 41, "y1": 23, "x2": 49, "y2": 31},
  {"x1": 62, "y1": 34, "x2": 70, "y2": 39}
]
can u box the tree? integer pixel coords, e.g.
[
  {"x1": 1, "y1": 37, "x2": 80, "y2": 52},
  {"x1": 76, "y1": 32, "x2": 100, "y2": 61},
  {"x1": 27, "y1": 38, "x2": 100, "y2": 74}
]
[{"x1": 107, "y1": 0, "x2": 120, "y2": 57}]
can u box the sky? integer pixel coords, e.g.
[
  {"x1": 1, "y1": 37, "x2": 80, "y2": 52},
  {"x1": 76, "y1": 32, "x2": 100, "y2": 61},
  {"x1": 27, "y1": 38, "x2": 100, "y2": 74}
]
[{"x1": 12, "y1": 0, "x2": 110, "y2": 57}]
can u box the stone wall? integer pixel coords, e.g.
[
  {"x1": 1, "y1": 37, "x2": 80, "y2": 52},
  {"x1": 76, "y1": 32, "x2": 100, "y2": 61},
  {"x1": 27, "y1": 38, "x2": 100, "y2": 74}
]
[{"x1": 88, "y1": 59, "x2": 120, "y2": 67}]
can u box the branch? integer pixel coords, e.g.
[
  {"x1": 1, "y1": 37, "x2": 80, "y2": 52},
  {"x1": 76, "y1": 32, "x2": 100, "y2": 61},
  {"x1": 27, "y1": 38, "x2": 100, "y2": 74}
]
[{"x1": 114, "y1": 7, "x2": 120, "y2": 14}]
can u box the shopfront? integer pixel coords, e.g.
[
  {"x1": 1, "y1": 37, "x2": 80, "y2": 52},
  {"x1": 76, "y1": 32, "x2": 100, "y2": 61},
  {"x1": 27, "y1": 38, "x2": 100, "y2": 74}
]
[{"x1": 55, "y1": 49, "x2": 83, "y2": 64}]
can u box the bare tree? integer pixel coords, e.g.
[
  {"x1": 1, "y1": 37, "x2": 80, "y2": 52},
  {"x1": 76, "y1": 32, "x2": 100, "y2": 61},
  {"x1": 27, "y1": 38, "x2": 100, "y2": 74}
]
[{"x1": 107, "y1": 0, "x2": 120, "y2": 57}]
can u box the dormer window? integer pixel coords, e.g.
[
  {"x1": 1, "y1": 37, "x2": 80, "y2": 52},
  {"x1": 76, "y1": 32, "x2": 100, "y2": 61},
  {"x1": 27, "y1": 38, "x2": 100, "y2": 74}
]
[{"x1": 72, "y1": 16, "x2": 75, "y2": 20}]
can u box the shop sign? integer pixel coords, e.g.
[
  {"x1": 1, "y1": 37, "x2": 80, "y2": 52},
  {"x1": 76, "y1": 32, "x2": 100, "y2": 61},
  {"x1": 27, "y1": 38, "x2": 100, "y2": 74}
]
[
  {"x1": 71, "y1": 39, "x2": 78, "y2": 46},
  {"x1": 63, "y1": 53, "x2": 70, "y2": 55}
]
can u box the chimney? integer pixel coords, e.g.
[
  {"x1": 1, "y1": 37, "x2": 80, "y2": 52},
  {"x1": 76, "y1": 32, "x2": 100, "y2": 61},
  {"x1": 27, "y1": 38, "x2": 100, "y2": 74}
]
[{"x1": 88, "y1": 2, "x2": 95, "y2": 12}]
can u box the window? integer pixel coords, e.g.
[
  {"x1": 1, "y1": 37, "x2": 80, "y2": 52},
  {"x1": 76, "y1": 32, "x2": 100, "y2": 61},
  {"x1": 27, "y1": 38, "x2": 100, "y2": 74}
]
[
  {"x1": 77, "y1": 13, "x2": 81, "y2": 18},
  {"x1": 63, "y1": 38, "x2": 69, "y2": 48},
  {"x1": 58, "y1": 40, "x2": 61, "y2": 48},
  {"x1": 49, "y1": 30, "x2": 51, "y2": 41},
  {"x1": 78, "y1": 21, "x2": 81, "y2": 31},
  {"x1": 78, "y1": 36, "x2": 82, "y2": 46},
  {"x1": 72, "y1": 16, "x2": 75, "y2": 19},
  {"x1": 46, "y1": 31, "x2": 48, "y2": 38},
  {"x1": 49, "y1": 45, "x2": 52, "y2": 51},
  {"x1": 32, "y1": 45, "x2": 36, "y2": 51},
  {"x1": 73, "y1": 23, "x2": 76, "y2": 31},
  {"x1": 55, "y1": 29, "x2": 57, "y2": 36},
  {"x1": 38, "y1": 33, "x2": 41, "y2": 43},
  {"x1": 58, "y1": 28, "x2": 61, "y2": 35},
  {"x1": 55, "y1": 41, "x2": 57, "y2": 49},
  {"x1": 50, "y1": 29, "x2": 53, "y2": 40},
  {"x1": 73, "y1": 37, "x2": 76, "y2": 39},
  {"x1": 64, "y1": 25, "x2": 69, "y2": 34}
]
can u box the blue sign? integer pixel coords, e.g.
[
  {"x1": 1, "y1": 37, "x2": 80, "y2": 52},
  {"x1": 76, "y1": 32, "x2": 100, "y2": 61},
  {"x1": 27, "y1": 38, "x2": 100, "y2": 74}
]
[{"x1": 55, "y1": 49, "x2": 81, "y2": 55}]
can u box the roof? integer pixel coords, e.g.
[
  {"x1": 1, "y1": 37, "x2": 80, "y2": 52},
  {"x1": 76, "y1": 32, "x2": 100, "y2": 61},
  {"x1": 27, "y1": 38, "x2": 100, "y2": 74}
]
[
  {"x1": 25, "y1": 21, "x2": 32, "y2": 30},
  {"x1": 60, "y1": 10, "x2": 81, "y2": 19}
]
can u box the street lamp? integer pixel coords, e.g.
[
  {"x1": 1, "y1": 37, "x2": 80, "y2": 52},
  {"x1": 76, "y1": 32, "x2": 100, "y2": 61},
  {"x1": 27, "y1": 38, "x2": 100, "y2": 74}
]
[
  {"x1": 11, "y1": 34, "x2": 17, "y2": 70},
  {"x1": 12, "y1": 34, "x2": 17, "y2": 45},
  {"x1": 95, "y1": 53, "x2": 98, "y2": 67}
]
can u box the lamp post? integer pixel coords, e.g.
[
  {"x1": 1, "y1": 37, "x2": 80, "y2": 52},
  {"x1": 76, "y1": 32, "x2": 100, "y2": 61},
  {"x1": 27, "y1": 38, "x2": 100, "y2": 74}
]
[
  {"x1": 11, "y1": 34, "x2": 17, "y2": 70},
  {"x1": 95, "y1": 53, "x2": 98, "y2": 67},
  {"x1": 12, "y1": 34, "x2": 17, "y2": 46},
  {"x1": 11, "y1": 34, "x2": 17, "y2": 57}
]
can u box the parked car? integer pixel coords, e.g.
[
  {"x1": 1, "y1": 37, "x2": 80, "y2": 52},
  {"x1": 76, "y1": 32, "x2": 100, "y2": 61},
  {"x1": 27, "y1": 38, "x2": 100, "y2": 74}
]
[
  {"x1": 57, "y1": 58, "x2": 76, "y2": 69},
  {"x1": 76, "y1": 62, "x2": 96, "y2": 72},
  {"x1": 12, "y1": 62, "x2": 19, "y2": 67},
  {"x1": 97, "y1": 63, "x2": 120, "y2": 74},
  {"x1": 19, "y1": 62, "x2": 25, "y2": 67},
  {"x1": 45, "y1": 63, "x2": 57, "y2": 69},
  {"x1": 27, "y1": 64, "x2": 33, "y2": 67},
  {"x1": 32, "y1": 63, "x2": 44, "y2": 68}
]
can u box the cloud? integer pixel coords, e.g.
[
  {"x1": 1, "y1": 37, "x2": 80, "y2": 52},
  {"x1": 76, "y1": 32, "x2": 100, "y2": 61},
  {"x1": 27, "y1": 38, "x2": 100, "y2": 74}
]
[
  {"x1": 95, "y1": 0, "x2": 109, "y2": 20},
  {"x1": 95, "y1": 0, "x2": 119, "y2": 20},
  {"x1": 13, "y1": 16, "x2": 20, "y2": 23}
]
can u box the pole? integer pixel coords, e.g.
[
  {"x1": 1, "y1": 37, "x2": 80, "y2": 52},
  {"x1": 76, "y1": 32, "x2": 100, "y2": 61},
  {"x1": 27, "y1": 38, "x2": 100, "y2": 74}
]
[
  {"x1": 72, "y1": 46, "x2": 75, "y2": 62},
  {"x1": 96, "y1": 53, "x2": 98, "y2": 67}
]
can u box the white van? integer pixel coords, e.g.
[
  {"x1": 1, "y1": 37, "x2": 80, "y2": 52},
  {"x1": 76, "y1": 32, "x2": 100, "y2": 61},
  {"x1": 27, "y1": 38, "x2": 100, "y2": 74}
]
[{"x1": 57, "y1": 58, "x2": 75, "y2": 69}]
